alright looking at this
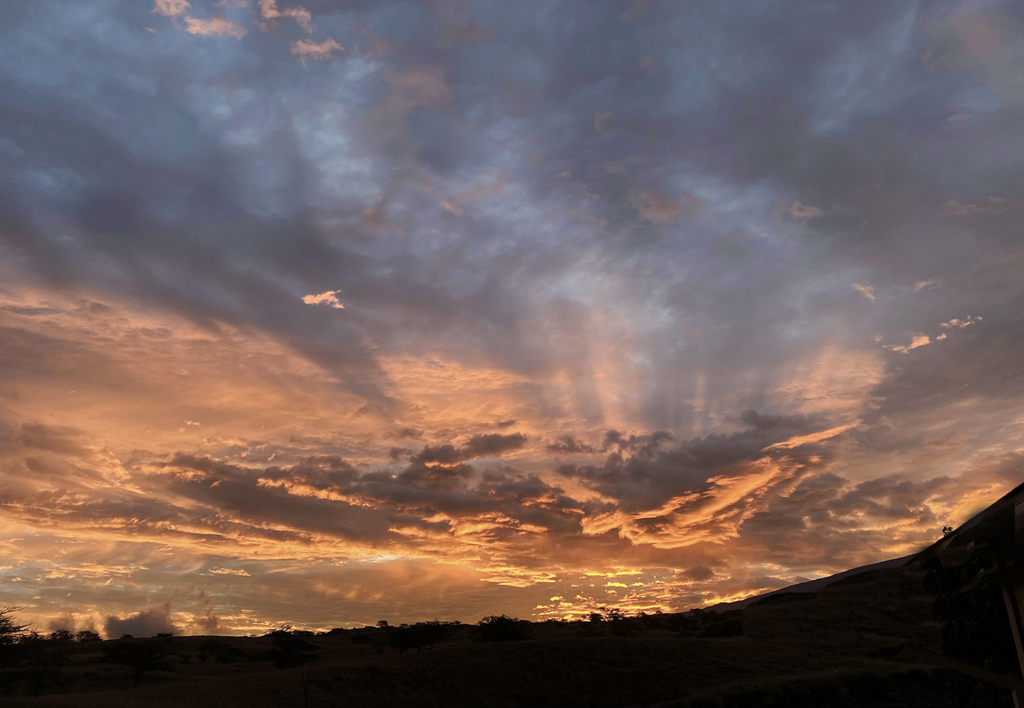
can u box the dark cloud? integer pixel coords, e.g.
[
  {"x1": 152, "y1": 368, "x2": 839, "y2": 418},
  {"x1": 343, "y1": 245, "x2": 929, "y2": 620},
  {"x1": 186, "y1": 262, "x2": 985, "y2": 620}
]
[
  {"x1": 408, "y1": 433, "x2": 527, "y2": 465},
  {"x1": 104, "y1": 607, "x2": 177, "y2": 639},
  {"x1": 463, "y1": 433, "x2": 528, "y2": 458},
  {"x1": 547, "y1": 435, "x2": 596, "y2": 454},
  {"x1": 559, "y1": 416, "x2": 828, "y2": 508}
]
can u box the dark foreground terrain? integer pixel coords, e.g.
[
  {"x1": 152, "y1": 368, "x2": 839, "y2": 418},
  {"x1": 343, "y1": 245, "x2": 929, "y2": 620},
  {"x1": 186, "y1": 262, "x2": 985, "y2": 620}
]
[{"x1": 3, "y1": 558, "x2": 1018, "y2": 708}]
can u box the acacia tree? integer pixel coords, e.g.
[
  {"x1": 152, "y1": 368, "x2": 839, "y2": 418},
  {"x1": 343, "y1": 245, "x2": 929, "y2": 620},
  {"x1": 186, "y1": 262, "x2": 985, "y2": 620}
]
[
  {"x1": 0, "y1": 608, "x2": 28, "y2": 694},
  {"x1": 0, "y1": 608, "x2": 28, "y2": 655}
]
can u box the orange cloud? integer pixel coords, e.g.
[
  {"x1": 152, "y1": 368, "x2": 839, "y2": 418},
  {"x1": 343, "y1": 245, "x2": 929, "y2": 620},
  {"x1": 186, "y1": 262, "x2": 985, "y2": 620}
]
[
  {"x1": 152, "y1": 0, "x2": 190, "y2": 17},
  {"x1": 184, "y1": 16, "x2": 247, "y2": 38},
  {"x1": 258, "y1": 0, "x2": 312, "y2": 34},
  {"x1": 887, "y1": 334, "x2": 931, "y2": 354},
  {"x1": 291, "y1": 37, "x2": 343, "y2": 64},
  {"x1": 301, "y1": 290, "x2": 345, "y2": 308},
  {"x1": 764, "y1": 422, "x2": 859, "y2": 451}
]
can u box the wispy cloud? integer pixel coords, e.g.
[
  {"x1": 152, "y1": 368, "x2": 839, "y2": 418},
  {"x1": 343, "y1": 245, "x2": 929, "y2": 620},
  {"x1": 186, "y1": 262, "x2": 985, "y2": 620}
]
[
  {"x1": 629, "y1": 189, "x2": 705, "y2": 224},
  {"x1": 943, "y1": 196, "x2": 1020, "y2": 216},
  {"x1": 184, "y1": 16, "x2": 247, "y2": 38},
  {"x1": 291, "y1": 38, "x2": 343, "y2": 64},
  {"x1": 851, "y1": 282, "x2": 876, "y2": 301},
  {"x1": 941, "y1": 315, "x2": 982, "y2": 329},
  {"x1": 788, "y1": 200, "x2": 825, "y2": 224},
  {"x1": 258, "y1": 0, "x2": 312, "y2": 34}
]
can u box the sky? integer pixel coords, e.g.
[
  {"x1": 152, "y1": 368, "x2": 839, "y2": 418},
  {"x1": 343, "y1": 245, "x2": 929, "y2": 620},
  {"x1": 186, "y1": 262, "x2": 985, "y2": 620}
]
[{"x1": 0, "y1": 0, "x2": 1022, "y2": 638}]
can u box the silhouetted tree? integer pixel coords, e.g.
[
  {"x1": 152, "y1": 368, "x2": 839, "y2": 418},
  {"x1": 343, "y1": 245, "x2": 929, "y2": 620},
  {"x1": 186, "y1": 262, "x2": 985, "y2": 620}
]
[
  {"x1": 387, "y1": 624, "x2": 419, "y2": 654},
  {"x1": 473, "y1": 615, "x2": 531, "y2": 642},
  {"x1": 21, "y1": 631, "x2": 72, "y2": 696},
  {"x1": 0, "y1": 608, "x2": 28, "y2": 663}
]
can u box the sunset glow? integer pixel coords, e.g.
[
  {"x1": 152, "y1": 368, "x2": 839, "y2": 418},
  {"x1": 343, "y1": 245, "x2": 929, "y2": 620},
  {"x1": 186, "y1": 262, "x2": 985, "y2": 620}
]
[{"x1": 1, "y1": 0, "x2": 1022, "y2": 639}]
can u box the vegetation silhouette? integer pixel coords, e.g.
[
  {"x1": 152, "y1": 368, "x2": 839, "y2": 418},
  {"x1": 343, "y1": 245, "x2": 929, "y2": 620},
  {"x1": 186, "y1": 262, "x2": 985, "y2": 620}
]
[
  {"x1": 923, "y1": 547, "x2": 1020, "y2": 707},
  {"x1": 263, "y1": 625, "x2": 319, "y2": 708},
  {"x1": 384, "y1": 619, "x2": 458, "y2": 654},
  {"x1": 103, "y1": 635, "x2": 172, "y2": 687},
  {"x1": 472, "y1": 614, "x2": 531, "y2": 642}
]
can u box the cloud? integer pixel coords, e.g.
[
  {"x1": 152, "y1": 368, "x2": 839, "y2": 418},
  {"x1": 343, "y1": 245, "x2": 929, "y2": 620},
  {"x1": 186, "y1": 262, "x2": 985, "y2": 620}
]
[
  {"x1": 14, "y1": 423, "x2": 92, "y2": 457},
  {"x1": 184, "y1": 16, "x2": 248, "y2": 38},
  {"x1": 851, "y1": 283, "x2": 875, "y2": 301},
  {"x1": 409, "y1": 433, "x2": 528, "y2": 465},
  {"x1": 192, "y1": 610, "x2": 220, "y2": 633},
  {"x1": 152, "y1": 0, "x2": 190, "y2": 17},
  {"x1": 440, "y1": 171, "x2": 510, "y2": 218},
  {"x1": 104, "y1": 607, "x2": 177, "y2": 639},
  {"x1": 301, "y1": 290, "x2": 344, "y2": 309},
  {"x1": 3, "y1": 0, "x2": 1024, "y2": 632},
  {"x1": 384, "y1": 65, "x2": 453, "y2": 110},
  {"x1": 619, "y1": 0, "x2": 651, "y2": 21},
  {"x1": 291, "y1": 38, "x2": 343, "y2": 64},
  {"x1": 435, "y1": 19, "x2": 494, "y2": 49},
  {"x1": 258, "y1": 0, "x2": 312, "y2": 34},
  {"x1": 463, "y1": 433, "x2": 528, "y2": 458},
  {"x1": 788, "y1": 200, "x2": 825, "y2": 224},
  {"x1": 887, "y1": 334, "x2": 930, "y2": 354},
  {"x1": 913, "y1": 279, "x2": 937, "y2": 292},
  {"x1": 628, "y1": 189, "x2": 704, "y2": 225},
  {"x1": 385, "y1": 427, "x2": 424, "y2": 441},
  {"x1": 764, "y1": 422, "x2": 859, "y2": 451},
  {"x1": 943, "y1": 196, "x2": 1020, "y2": 216},
  {"x1": 547, "y1": 436, "x2": 597, "y2": 454},
  {"x1": 940, "y1": 316, "x2": 981, "y2": 329},
  {"x1": 593, "y1": 111, "x2": 616, "y2": 133}
]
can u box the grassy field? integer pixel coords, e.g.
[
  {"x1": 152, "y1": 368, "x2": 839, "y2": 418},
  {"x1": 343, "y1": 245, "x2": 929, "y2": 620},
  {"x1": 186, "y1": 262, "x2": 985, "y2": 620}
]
[{"x1": 0, "y1": 564, "x2": 1008, "y2": 707}]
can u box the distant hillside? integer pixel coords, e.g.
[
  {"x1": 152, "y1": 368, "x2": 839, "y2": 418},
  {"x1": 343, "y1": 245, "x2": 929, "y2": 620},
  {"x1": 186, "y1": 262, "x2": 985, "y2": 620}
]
[{"x1": 709, "y1": 554, "x2": 913, "y2": 612}]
